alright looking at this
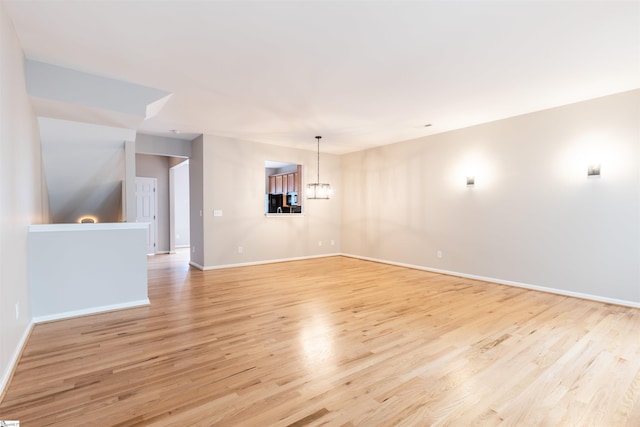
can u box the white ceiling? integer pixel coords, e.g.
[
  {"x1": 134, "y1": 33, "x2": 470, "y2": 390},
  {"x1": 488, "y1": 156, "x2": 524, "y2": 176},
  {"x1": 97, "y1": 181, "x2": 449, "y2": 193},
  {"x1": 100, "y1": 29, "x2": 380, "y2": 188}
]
[{"x1": 5, "y1": 1, "x2": 639, "y2": 154}]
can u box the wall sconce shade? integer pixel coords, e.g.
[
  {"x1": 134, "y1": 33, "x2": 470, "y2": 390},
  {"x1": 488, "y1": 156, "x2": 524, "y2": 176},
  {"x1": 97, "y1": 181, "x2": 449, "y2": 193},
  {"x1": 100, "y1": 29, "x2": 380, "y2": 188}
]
[
  {"x1": 307, "y1": 136, "x2": 332, "y2": 199},
  {"x1": 587, "y1": 164, "x2": 601, "y2": 177},
  {"x1": 466, "y1": 176, "x2": 475, "y2": 187}
]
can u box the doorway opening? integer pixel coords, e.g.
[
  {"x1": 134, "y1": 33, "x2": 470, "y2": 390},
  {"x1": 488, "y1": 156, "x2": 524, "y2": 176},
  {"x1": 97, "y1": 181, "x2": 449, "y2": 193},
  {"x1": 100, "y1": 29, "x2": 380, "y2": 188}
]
[{"x1": 170, "y1": 160, "x2": 190, "y2": 253}]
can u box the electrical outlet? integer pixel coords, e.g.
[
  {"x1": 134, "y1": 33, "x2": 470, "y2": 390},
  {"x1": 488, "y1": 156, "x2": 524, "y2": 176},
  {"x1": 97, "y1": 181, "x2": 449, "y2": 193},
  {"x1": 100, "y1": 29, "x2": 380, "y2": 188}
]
[
  {"x1": 437, "y1": 250, "x2": 443, "y2": 259},
  {"x1": 318, "y1": 241, "x2": 322, "y2": 247},
  {"x1": 15, "y1": 302, "x2": 19, "y2": 320},
  {"x1": 192, "y1": 246, "x2": 196, "y2": 253},
  {"x1": 238, "y1": 246, "x2": 243, "y2": 254},
  {"x1": 331, "y1": 240, "x2": 335, "y2": 246}
]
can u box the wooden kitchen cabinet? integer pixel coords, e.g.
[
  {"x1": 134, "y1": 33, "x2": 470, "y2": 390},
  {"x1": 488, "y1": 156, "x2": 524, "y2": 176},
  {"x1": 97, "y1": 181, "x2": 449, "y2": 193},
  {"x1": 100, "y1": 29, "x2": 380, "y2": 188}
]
[
  {"x1": 287, "y1": 174, "x2": 294, "y2": 193},
  {"x1": 268, "y1": 176, "x2": 275, "y2": 194},
  {"x1": 268, "y1": 167, "x2": 302, "y2": 195}
]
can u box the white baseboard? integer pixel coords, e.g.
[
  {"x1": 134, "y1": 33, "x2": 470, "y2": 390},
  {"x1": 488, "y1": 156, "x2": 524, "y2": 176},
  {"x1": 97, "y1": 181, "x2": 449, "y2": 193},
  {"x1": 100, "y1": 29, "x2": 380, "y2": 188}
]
[
  {"x1": 0, "y1": 321, "x2": 33, "y2": 402},
  {"x1": 190, "y1": 253, "x2": 342, "y2": 271},
  {"x1": 342, "y1": 253, "x2": 640, "y2": 309},
  {"x1": 2, "y1": 299, "x2": 150, "y2": 399},
  {"x1": 189, "y1": 261, "x2": 205, "y2": 270},
  {"x1": 32, "y1": 299, "x2": 151, "y2": 324},
  {"x1": 185, "y1": 252, "x2": 639, "y2": 308},
  {"x1": 5, "y1": 253, "x2": 634, "y2": 402}
]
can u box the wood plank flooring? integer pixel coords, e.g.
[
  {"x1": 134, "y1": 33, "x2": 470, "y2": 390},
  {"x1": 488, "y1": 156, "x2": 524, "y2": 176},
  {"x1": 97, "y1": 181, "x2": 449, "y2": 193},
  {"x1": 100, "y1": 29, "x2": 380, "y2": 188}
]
[{"x1": 1, "y1": 252, "x2": 639, "y2": 426}]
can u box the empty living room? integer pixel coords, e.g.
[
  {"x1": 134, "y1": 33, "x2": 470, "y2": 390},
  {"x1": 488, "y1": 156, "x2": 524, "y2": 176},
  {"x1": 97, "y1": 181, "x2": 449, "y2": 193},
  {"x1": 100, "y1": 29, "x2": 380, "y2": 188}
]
[{"x1": 1, "y1": 1, "x2": 638, "y2": 426}]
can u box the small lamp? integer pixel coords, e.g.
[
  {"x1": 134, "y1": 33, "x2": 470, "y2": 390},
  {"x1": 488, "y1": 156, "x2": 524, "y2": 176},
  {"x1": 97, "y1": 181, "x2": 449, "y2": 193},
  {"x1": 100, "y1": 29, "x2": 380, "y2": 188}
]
[
  {"x1": 587, "y1": 164, "x2": 601, "y2": 177},
  {"x1": 306, "y1": 136, "x2": 332, "y2": 199}
]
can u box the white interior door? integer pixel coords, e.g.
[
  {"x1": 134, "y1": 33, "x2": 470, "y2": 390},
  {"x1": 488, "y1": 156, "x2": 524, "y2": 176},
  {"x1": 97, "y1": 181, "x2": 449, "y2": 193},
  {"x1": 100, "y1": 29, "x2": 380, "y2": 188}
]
[{"x1": 136, "y1": 177, "x2": 157, "y2": 255}]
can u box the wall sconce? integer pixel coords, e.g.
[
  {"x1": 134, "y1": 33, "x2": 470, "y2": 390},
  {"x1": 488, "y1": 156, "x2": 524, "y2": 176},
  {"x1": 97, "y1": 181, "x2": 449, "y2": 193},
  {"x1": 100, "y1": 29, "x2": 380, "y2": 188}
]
[
  {"x1": 587, "y1": 164, "x2": 601, "y2": 177},
  {"x1": 79, "y1": 216, "x2": 97, "y2": 223},
  {"x1": 466, "y1": 176, "x2": 475, "y2": 187}
]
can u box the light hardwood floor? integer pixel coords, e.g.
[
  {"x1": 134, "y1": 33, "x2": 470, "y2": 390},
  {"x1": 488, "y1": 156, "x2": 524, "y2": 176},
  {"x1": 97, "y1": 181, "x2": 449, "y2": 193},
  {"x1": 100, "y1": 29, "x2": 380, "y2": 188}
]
[{"x1": 1, "y1": 253, "x2": 639, "y2": 426}]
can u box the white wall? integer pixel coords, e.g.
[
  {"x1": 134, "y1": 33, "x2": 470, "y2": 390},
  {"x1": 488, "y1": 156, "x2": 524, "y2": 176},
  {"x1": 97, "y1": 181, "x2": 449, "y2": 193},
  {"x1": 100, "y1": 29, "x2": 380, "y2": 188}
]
[
  {"x1": 0, "y1": 2, "x2": 47, "y2": 395},
  {"x1": 342, "y1": 90, "x2": 640, "y2": 305},
  {"x1": 39, "y1": 118, "x2": 132, "y2": 224},
  {"x1": 29, "y1": 224, "x2": 149, "y2": 322},
  {"x1": 124, "y1": 139, "x2": 136, "y2": 222},
  {"x1": 196, "y1": 134, "x2": 341, "y2": 268},
  {"x1": 25, "y1": 59, "x2": 170, "y2": 119}
]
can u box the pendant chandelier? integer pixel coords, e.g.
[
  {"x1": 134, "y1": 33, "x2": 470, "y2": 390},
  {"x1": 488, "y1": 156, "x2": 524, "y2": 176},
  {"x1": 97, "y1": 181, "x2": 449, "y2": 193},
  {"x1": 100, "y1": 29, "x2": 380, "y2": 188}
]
[{"x1": 306, "y1": 135, "x2": 332, "y2": 199}]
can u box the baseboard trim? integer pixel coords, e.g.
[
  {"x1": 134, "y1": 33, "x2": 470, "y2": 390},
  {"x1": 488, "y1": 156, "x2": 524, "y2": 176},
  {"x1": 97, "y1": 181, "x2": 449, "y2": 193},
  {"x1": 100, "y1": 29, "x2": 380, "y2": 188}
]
[
  {"x1": 32, "y1": 299, "x2": 151, "y2": 324},
  {"x1": 342, "y1": 253, "x2": 640, "y2": 309},
  {"x1": 0, "y1": 321, "x2": 33, "y2": 404},
  {"x1": 190, "y1": 253, "x2": 342, "y2": 271},
  {"x1": 190, "y1": 252, "x2": 638, "y2": 308},
  {"x1": 189, "y1": 261, "x2": 205, "y2": 270}
]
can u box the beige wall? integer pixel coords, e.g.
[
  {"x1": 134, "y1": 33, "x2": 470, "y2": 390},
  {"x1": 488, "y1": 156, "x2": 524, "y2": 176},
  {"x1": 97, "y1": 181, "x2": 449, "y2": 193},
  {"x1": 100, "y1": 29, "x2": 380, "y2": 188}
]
[
  {"x1": 342, "y1": 90, "x2": 640, "y2": 305},
  {"x1": 189, "y1": 135, "x2": 205, "y2": 267},
  {"x1": 0, "y1": 2, "x2": 47, "y2": 393},
  {"x1": 135, "y1": 133, "x2": 191, "y2": 158},
  {"x1": 197, "y1": 134, "x2": 341, "y2": 268}
]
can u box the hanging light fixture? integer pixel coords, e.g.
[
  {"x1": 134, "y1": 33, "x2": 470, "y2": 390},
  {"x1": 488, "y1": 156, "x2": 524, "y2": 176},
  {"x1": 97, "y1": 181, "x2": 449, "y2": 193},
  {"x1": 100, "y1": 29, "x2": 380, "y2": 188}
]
[{"x1": 306, "y1": 135, "x2": 332, "y2": 199}]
